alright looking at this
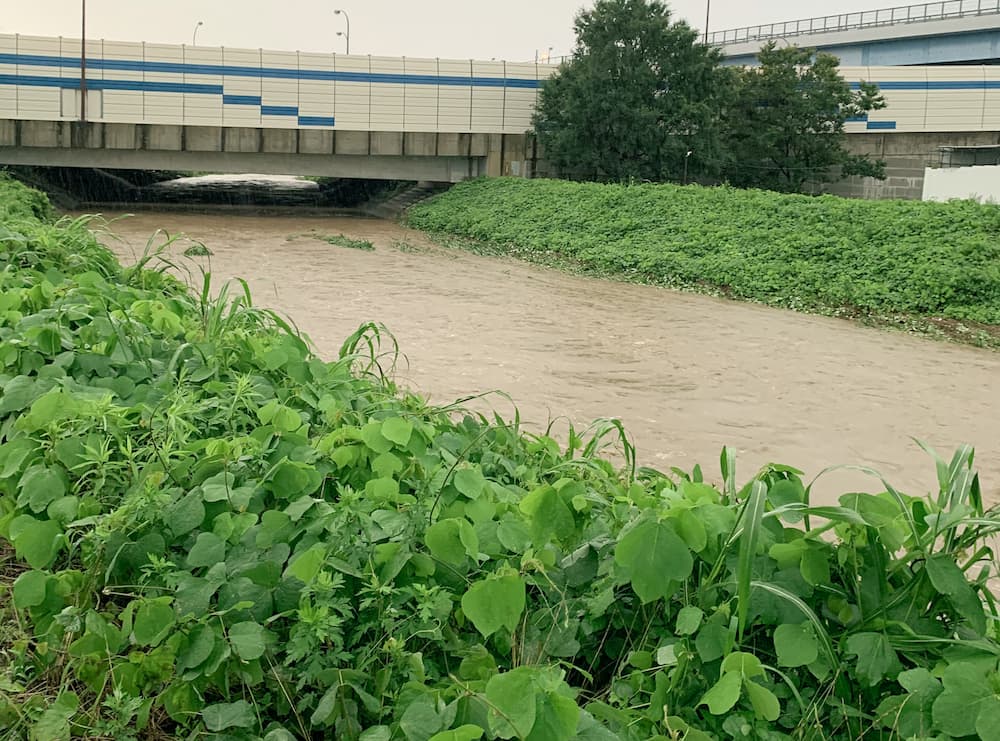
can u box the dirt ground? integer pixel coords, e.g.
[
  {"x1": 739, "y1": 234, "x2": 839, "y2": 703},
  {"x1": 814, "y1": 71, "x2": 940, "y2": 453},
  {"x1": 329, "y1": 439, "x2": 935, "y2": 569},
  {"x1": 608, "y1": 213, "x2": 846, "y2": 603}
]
[{"x1": 100, "y1": 210, "x2": 1000, "y2": 505}]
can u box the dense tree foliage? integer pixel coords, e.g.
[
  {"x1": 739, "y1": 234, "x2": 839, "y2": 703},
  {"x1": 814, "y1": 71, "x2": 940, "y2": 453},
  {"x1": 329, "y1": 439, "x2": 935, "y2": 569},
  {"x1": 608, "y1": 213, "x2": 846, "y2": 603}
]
[
  {"x1": 532, "y1": 0, "x2": 731, "y2": 183},
  {"x1": 533, "y1": 0, "x2": 886, "y2": 192}
]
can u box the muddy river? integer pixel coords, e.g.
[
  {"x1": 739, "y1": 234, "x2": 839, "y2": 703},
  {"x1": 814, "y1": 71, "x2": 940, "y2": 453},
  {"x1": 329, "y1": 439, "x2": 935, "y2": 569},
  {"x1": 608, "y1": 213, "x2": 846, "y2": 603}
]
[{"x1": 99, "y1": 211, "x2": 1000, "y2": 504}]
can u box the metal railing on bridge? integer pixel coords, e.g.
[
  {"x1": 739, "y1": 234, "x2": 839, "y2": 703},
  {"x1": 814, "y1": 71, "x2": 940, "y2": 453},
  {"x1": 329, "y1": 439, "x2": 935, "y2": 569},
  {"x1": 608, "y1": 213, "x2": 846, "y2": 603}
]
[{"x1": 709, "y1": 0, "x2": 1000, "y2": 45}]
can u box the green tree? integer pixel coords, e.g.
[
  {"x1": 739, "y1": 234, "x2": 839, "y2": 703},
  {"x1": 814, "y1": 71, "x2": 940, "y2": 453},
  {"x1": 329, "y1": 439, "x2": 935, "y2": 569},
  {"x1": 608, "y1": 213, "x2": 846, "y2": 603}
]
[
  {"x1": 724, "y1": 43, "x2": 886, "y2": 192},
  {"x1": 533, "y1": 0, "x2": 732, "y2": 183}
]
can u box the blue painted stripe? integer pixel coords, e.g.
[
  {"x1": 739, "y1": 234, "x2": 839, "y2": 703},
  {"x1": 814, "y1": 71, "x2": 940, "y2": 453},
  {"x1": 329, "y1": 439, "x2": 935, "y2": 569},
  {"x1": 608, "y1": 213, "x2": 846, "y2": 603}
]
[
  {"x1": 261, "y1": 105, "x2": 297, "y2": 116},
  {"x1": 866, "y1": 120, "x2": 897, "y2": 130},
  {"x1": 0, "y1": 52, "x2": 541, "y2": 89},
  {"x1": 850, "y1": 80, "x2": 1000, "y2": 90},
  {"x1": 0, "y1": 72, "x2": 221, "y2": 94},
  {"x1": 846, "y1": 114, "x2": 869, "y2": 122},
  {"x1": 223, "y1": 94, "x2": 261, "y2": 105},
  {"x1": 298, "y1": 115, "x2": 335, "y2": 126}
]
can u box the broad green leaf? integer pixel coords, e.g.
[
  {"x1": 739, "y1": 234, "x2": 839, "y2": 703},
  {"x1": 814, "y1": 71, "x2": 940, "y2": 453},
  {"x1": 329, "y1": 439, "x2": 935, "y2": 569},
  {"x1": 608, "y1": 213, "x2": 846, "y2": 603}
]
[
  {"x1": 133, "y1": 598, "x2": 176, "y2": 647},
  {"x1": 614, "y1": 519, "x2": 692, "y2": 603},
  {"x1": 676, "y1": 606, "x2": 703, "y2": 635},
  {"x1": 202, "y1": 700, "x2": 256, "y2": 731},
  {"x1": 774, "y1": 622, "x2": 818, "y2": 667},
  {"x1": 454, "y1": 465, "x2": 487, "y2": 499},
  {"x1": 932, "y1": 661, "x2": 998, "y2": 737},
  {"x1": 520, "y1": 485, "x2": 575, "y2": 543},
  {"x1": 462, "y1": 573, "x2": 526, "y2": 638},
  {"x1": 722, "y1": 652, "x2": 765, "y2": 678},
  {"x1": 19, "y1": 465, "x2": 65, "y2": 513},
  {"x1": 695, "y1": 621, "x2": 733, "y2": 663},
  {"x1": 700, "y1": 671, "x2": 742, "y2": 715},
  {"x1": 286, "y1": 543, "x2": 326, "y2": 584},
  {"x1": 975, "y1": 697, "x2": 1000, "y2": 741},
  {"x1": 13, "y1": 570, "x2": 50, "y2": 609},
  {"x1": 744, "y1": 681, "x2": 780, "y2": 721},
  {"x1": 526, "y1": 691, "x2": 579, "y2": 741},
  {"x1": 186, "y1": 532, "x2": 226, "y2": 568},
  {"x1": 165, "y1": 491, "x2": 206, "y2": 536},
  {"x1": 425, "y1": 518, "x2": 478, "y2": 565},
  {"x1": 10, "y1": 516, "x2": 63, "y2": 569},
  {"x1": 229, "y1": 621, "x2": 266, "y2": 660},
  {"x1": 674, "y1": 509, "x2": 708, "y2": 552},
  {"x1": 361, "y1": 421, "x2": 393, "y2": 454},
  {"x1": 846, "y1": 632, "x2": 898, "y2": 687},
  {"x1": 486, "y1": 667, "x2": 538, "y2": 739},
  {"x1": 400, "y1": 697, "x2": 443, "y2": 741},
  {"x1": 800, "y1": 548, "x2": 831, "y2": 586},
  {"x1": 428, "y1": 726, "x2": 484, "y2": 741},
  {"x1": 30, "y1": 691, "x2": 78, "y2": 741},
  {"x1": 178, "y1": 624, "x2": 217, "y2": 672},
  {"x1": 925, "y1": 554, "x2": 987, "y2": 635},
  {"x1": 381, "y1": 416, "x2": 413, "y2": 447}
]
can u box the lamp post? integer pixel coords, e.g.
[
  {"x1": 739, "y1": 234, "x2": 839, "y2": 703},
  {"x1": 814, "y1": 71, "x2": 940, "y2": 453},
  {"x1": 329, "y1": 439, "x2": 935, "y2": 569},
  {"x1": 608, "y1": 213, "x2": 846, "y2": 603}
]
[
  {"x1": 334, "y1": 9, "x2": 350, "y2": 54},
  {"x1": 80, "y1": 0, "x2": 87, "y2": 122},
  {"x1": 703, "y1": 0, "x2": 710, "y2": 44},
  {"x1": 192, "y1": 21, "x2": 203, "y2": 46}
]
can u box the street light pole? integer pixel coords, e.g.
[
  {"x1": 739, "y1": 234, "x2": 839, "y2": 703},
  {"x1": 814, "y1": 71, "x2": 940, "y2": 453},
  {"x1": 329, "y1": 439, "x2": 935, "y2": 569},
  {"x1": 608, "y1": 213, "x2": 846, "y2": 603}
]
[
  {"x1": 192, "y1": 21, "x2": 203, "y2": 46},
  {"x1": 334, "y1": 9, "x2": 350, "y2": 54},
  {"x1": 80, "y1": 0, "x2": 87, "y2": 122},
  {"x1": 703, "y1": 0, "x2": 711, "y2": 44}
]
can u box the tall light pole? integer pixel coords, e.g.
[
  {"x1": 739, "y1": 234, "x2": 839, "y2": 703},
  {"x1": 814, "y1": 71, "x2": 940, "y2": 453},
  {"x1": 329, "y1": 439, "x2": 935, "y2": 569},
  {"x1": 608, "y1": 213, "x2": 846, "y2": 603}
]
[
  {"x1": 80, "y1": 0, "x2": 87, "y2": 122},
  {"x1": 703, "y1": 0, "x2": 711, "y2": 44},
  {"x1": 334, "y1": 9, "x2": 350, "y2": 54},
  {"x1": 192, "y1": 21, "x2": 203, "y2": 46}
]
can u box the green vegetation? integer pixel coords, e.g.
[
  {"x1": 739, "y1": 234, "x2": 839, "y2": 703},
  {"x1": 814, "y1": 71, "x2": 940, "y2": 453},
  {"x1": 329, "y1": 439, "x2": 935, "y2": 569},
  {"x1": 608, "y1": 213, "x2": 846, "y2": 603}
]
[
  {"x1": 3, "y1": 174, "x2": 1000, "y2": 741},
  {"x1": 533, "y1": 0, "x2": 885, "y2": 191},
  {"x1": 408, "y1": 178, "x2": 1000, "y2": 339},
  {"x1": 319, "y1": 233, "x2": 376, "y2": 251}
]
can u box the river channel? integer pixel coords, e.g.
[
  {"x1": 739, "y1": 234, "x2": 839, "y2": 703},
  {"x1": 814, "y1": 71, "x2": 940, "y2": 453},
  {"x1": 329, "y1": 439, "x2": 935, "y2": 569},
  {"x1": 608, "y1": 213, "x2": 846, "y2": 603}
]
[{"x1": 97, "y1": 209, "x2": 1000, "y2": 505}]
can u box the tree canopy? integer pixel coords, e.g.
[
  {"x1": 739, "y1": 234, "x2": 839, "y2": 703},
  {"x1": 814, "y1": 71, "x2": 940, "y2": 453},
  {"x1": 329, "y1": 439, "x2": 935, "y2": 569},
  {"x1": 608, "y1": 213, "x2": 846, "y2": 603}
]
[{"x1": 533, "y1": 0, "x2": 886, "y2": 192}]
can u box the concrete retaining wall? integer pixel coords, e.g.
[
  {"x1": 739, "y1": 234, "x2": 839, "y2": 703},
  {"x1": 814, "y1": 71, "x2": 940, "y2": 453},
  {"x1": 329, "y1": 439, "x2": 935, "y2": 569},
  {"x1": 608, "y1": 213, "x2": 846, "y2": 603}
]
[{"x1": 923, "y1": 165, "x2": 1000, "y2": 203}]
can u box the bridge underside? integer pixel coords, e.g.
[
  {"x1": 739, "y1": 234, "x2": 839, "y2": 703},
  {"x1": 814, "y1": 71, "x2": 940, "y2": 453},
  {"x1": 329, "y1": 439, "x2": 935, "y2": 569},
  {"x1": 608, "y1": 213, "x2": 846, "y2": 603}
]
[{"x1": 0, "y1": 120, "x2": 538, "y2": 182}]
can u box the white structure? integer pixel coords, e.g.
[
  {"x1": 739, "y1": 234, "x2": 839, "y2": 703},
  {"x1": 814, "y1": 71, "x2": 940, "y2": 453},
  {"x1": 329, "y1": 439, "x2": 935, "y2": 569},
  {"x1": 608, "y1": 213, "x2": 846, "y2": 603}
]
[
  {"x1": 0, "y1": 34, "x2": 542, "y2": 134},
  {"x1": 1, "y1": 33, "x2": 999, "y2": 135},
  {"x1": 922, "y1": 165, "x2": 1000, "y2": 202}
]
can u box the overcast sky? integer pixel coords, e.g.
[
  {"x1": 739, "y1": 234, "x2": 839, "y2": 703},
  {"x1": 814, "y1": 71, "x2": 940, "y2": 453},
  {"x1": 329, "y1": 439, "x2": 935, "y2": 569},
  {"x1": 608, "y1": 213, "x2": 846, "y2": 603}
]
[{"x1": 5, "y1": 0, "x2": 890, "y2": 60}]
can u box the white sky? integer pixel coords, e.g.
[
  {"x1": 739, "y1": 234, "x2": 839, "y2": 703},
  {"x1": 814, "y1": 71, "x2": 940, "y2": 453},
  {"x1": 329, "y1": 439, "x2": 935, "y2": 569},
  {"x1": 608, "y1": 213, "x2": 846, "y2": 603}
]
[{"x1": 4, "y1": 0, "x2": 891, "y2": 61}]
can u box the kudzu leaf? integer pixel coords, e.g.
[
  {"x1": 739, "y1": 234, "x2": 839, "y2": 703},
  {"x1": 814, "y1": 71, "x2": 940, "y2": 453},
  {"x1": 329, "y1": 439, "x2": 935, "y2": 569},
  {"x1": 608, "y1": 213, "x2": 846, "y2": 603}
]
[
  {"x1": 615, "y1": 519, "x2": 692, "y2": 603},
  {"x1": 133, "y1": 598, "x2": 176, "y2": 647},
  {"x1": 31, "y1": 691, "x2": 78, "y2": 741},
  {"x1": 676, "y1": 606, "x2": 703, "y2": 635},
  {"x1": 774, "y1": 622, "x2": 818, "y2": 667},
  {"x1": 486, "y1": 667, "x2": 538, "y2": 739},
  {"x1": 10, "y1": 515, "x2": 63, "y2": 569},
  {"x1": 13, "y1": 570, "x2": 50, "y2": 609},
  {"x1": 285, "y1": 544, "x2": 326, "y2": 584},
  {"x1": 800, "y1": 548, "x2": 831, "y2": 586},
  {"x1": 428, "y1": 726, "x2": 484, "y2": 741},
  {"x1": 19, "y1": 465, "x2": 65, "y2": 513},
  {"x1": 932, "y1": 661, "x2": 997, "y2": 737},
  {"x1": 520, "y1": 485, "x2": 575, "y2": 544},
  {"x1": 700, "y1": 671, "x2": 742, "y2": 715},
  {"x1": 462, "y1": 573, "x2": 526, "y2": 638},
  {"x1": 526, "y1": 691, "x2": 579, "y2": 741},
  {"x1": 976, "y1": 697, "x2": 1000, "y2": 741},
  {"x1": 722, "y1": 652, "x2": 765, "y2": 678},
  {"x1": 229, "y1": 621, "x2": 266, "y2": 660},
  {"x1": 744, "y1": 681, "x2": 780, "y2": 721},
  {"x1": 202, "y1": 700, "x2": 255, "y2": 731},
  {"x1": 399, "y1": 697, "x2": 443, "y2": 741},
  {"x1": 165, "y1": 491, "x2": 205, "y2": 536},
  {"x1": 454, "y1": 466, "x2": 487, "y2": 499},
  {"x1": 381, "y1": 416, "x2": 413, "y2": 447},
  {"x1": 186, "y1": 532, "x2": 226, "y2": 568},
  {"x1": 178, "y1": 624, "x2": 217, "y2": 672},
  {"x1": 425, "y1": 518, "x2": 478, "y2": 565}
]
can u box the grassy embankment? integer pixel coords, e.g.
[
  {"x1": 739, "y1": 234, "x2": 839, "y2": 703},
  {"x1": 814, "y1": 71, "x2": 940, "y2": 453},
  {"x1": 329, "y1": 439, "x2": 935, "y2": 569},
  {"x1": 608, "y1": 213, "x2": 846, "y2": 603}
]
[
  {"x1": 408, "y1": 178, "x2": 1000, "y2": 347},
  {"x1": 2, "y1": 174, "x2": 1000, "y2": 740}
]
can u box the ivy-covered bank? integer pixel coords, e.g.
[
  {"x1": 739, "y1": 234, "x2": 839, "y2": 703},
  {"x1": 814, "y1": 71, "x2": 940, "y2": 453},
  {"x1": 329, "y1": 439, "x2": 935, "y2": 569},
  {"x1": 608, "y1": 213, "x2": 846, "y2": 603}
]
[{"x1": 2, "y1": 175, "x2": 1000, "y2": 740}]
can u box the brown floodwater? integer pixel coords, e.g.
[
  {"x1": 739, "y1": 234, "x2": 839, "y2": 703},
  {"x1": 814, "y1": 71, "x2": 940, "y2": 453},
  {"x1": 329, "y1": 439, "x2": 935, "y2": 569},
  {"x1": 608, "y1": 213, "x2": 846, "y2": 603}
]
[{"x1": 97, "y1": 210, "x2": 1000, "y2": 505}]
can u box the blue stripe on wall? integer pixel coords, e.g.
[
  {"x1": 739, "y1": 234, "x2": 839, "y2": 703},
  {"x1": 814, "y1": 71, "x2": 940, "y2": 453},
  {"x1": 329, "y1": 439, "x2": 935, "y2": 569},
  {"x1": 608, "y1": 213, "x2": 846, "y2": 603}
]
[
  {"x1": 261, "y1": 105, "x2": 298, "y2": 116},
  {"x1": 0, "y1": 52, "x2": 541, "y2": 89},
  {"x1": 0, "y1": 72, "x2": 221, "y2": 94},
  {"x1": 223, "y1": 94, "x2": 262, "y2": 106},
  {"x1": 846, "y1": 114, "x2": 869, "y2": 122},
  {"x1": 849, "y1": 80, "x2": 1000, "y2": 90},
  {"x1": 298, "y1": 115, "x2": 335, "y2": 126},
  {"x1": 866, "y1": 120, "x2": 897, "y2": 130}
]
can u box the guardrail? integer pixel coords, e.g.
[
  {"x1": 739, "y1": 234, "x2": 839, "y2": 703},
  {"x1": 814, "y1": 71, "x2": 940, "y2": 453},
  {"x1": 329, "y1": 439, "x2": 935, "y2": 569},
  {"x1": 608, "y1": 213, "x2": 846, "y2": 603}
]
[{"x1": 709, "y1": 0, "x2": 1000, "y2": 45}]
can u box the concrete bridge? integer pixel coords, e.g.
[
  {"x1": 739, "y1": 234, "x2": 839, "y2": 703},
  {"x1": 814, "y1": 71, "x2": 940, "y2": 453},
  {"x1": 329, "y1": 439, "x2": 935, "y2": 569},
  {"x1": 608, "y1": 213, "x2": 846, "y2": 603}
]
[
  {"x1": 714, "y1": 0, "x2": 1000, "y2": 66},
  {"x1": 1, "y1": 30, "x2": 998, "y2": 189}
]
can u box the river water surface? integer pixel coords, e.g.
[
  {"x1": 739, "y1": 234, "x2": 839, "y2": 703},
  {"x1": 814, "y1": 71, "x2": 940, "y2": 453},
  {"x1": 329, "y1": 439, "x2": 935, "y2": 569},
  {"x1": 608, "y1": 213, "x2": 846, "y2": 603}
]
[{"x1": 98, "y1": 210, "x2": 1000, "y2": 505}]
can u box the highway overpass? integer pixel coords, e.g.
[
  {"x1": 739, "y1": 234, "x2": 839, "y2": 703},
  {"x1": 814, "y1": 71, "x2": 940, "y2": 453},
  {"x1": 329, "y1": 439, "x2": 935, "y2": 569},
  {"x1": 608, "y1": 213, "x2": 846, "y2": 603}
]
[
  {"x1": 714, "y1": 0, "x2": 1000, "y2": 66},
  {"x1": 0, "y1": 31, "x2": 998, "y2": 193}
]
